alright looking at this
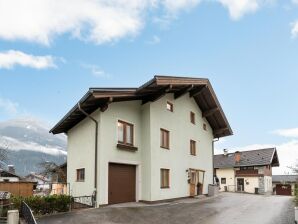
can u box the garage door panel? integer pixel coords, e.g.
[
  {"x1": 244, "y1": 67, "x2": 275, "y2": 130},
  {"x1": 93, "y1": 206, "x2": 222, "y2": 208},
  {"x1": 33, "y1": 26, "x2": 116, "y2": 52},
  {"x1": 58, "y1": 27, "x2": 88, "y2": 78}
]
[
  {"x1": 276, "y1": 184, "x2": 291, "y2": 196},
  {"x1": 108, "y1": 163, "x2": 136, "y2": 204}
]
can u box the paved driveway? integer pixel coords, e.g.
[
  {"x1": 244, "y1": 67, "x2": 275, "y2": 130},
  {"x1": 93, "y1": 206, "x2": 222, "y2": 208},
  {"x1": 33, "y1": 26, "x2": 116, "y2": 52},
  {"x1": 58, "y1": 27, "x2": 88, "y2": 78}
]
[{"x1": 38, "y1": 193, "x2": 294, "y2": 224}]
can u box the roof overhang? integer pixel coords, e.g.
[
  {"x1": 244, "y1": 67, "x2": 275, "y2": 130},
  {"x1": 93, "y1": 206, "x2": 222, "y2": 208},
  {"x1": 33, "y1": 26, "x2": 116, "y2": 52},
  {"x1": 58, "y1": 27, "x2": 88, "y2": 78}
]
[{"x1": 50, "y1": 75, "x2": 233, "y2": 137}]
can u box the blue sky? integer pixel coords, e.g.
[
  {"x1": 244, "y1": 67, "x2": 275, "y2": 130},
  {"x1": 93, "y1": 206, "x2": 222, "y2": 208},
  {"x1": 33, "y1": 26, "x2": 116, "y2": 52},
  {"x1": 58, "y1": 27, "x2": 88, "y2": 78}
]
[{"x1": 0, "y1": 0, "x2": 298, "y2": 173}]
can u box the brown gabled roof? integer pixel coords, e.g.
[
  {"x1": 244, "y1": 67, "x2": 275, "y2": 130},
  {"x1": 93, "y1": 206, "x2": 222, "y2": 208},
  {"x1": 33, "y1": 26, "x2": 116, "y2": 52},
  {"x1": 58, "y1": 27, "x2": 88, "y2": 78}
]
[
  {"x1": 214, "y1": 148, "x2": 280, "y2": 168},
  {"x1": 50, "y1": 75, "x2": 233, "y2": 137}
]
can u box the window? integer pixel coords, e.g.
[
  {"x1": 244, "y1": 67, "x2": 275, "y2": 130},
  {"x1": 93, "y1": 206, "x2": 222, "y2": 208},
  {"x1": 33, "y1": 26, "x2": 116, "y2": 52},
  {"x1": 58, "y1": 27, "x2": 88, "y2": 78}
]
[
  {"x1": 190, "y1": 112, "x2": 195, "y2": 124},
  {"x1": 203, "y1": 123, "x2": 207, "y2": 131},
  {"x1": 76, "y1": 168, "x2": 85, "y2": 182},
  {"x1": 160, "y1": 169, "x2": 170, "y2": 188},
  {"x1": 240, "y1": 166, "x2": 254, "y2": 170},
  {"x1": 166, "y1": 101, "x2": 173, "y2": 112},
  {"x1": 118, "y1": 120, "x2": 134, "y2": 145},
  {"x1": 221, "y1": 178, "x2": 226, "y2": 184},
  {"x1": 190, "y1": 140, "x2": 196, "y2": 156},
  {"x1": 160, "y1": 129, "x2": 170, "y2": 149}
]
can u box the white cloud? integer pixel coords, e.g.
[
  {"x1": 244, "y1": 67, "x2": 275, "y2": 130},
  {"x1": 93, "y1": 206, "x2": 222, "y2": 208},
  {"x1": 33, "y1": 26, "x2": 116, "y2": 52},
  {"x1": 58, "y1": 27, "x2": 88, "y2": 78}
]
[
  {"x1": 291, "y1": 21, "x2": 298, "y2": 38},
  {"x1": 81, "y1": 64, "x2": 110, "y2": 78},
  {"x1": 273, "y1": 128, "x2": 298, "y2": 138},
  {"x1": 146, "y1": 35, "x2": 161, "y2": 44},
  {"x1": 0, "y1": 136, "x2": 66, "y2": 156},
  {"x1": 217, "y1": 0, "x2": 260, "y2": 20},
  {"x1": 0, "y1": 97, "x2": 19, "y2": 115},
  {"x1": 162, "y1": 0, "x2": 201, "y2": 13},
  {"x1": 0, "y1": 50, "x2": 56, "y2": 69}
]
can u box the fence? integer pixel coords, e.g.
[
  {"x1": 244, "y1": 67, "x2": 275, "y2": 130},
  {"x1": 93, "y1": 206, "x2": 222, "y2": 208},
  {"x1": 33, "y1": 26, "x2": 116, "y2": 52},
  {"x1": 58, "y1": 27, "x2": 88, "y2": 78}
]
[
  {"x1": 20, "y1": 201, "x2": 37, "y2": 224},
  {"x1": 0, "y1": 182, "x2": 35, "y2": 197},
  {"x1": 71, "y1": 195, "x2": 95, "y2": 209}
]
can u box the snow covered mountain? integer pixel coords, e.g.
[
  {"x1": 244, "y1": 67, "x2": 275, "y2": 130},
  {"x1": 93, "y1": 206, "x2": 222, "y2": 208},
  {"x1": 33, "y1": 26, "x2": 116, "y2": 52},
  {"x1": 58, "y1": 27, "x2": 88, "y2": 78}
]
[{"x1": 0, "y1": 118, "x2": 67, "y2": 176}]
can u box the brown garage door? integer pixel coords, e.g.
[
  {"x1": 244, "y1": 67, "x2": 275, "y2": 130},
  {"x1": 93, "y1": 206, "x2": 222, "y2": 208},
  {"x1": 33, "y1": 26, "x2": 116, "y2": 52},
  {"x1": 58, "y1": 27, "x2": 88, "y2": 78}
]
[
  {"x1": 108, "y1": 163, "x2": 136, "y2": 204},
  {"x1": 276, "y1": 184, "x2": 291, "y2": 196}
]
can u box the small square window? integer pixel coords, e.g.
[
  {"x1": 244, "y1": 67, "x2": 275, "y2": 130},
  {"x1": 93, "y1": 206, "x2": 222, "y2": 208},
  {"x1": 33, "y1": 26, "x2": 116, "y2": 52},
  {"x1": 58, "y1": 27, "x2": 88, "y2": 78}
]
[
  {"x1": 166, "y1": 101, "x2": 173, "y2": 112},
  {"x1": 221, "y1": 178, "x2": 226, "y2": 184},
  {"x1": 76, "y1": 168, "x2": 85, "y2": 182},
  {"x1": 203, "y1": 123, "x2": 207, "y2": 131},
  {"x1": 190, "y1": 112, "x2": 195, "y2": 124}
]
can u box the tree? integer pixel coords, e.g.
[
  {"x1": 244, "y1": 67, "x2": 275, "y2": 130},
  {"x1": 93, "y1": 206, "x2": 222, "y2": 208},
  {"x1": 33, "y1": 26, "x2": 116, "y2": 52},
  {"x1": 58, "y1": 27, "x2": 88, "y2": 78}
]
[
  {"x1": 0, "y1": 141, "x2": 9, "y2": 169},
  {"x1": 38, "y1": 161, "x2": 67, "y2": 183}
]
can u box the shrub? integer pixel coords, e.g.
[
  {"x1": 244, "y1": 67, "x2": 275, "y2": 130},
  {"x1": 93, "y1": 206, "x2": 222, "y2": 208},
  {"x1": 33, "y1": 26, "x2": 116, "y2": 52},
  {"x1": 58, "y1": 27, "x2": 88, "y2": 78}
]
[
  {"x1": 11, "y1": 194, "x2": 71, "y2": 216},
  {"x1": 295, "y1": 184, "x2": 298, "y2": 206}
]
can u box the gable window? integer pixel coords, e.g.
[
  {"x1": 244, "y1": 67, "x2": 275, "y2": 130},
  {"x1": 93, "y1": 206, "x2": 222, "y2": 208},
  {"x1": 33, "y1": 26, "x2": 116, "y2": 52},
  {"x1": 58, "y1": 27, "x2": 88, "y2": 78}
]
[
  {"x1": 160, "y1": 169, "x2": 170, "y2": 188},
  {"x1": 118, "y1": 120, "x2": 134, "y2": 145},
  {"x1": 160, "y1": 128, "x2": 170, "y2": 149},
  {"x1": 166, "y1": 101, "x2": 173, "y2": 112},
  {"x1": 203, "y1": 123, "x2": 207, "y2": 131},
  {"x1": 76, "y1": 168, "x2": 85, "y2": 182},
  {"x1": 190, "y1": 140, "x2": 196, "y2": 156},
  {"x1": 190, "y1": 112, "x2": 195, "y2": 124},
  {"x1": 221, "y1": 178, "x2": 226, "y2": 184}
]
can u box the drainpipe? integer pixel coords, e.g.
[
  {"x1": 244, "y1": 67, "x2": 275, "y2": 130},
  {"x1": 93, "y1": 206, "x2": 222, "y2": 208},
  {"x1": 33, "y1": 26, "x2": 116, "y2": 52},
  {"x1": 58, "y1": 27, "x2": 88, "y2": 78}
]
[
  {"x1": 212, "y1": 138, "x2": 219, "y2": 184},
  {"x1": 78, "y1": 103, "x2": 98, "y2": 207}
]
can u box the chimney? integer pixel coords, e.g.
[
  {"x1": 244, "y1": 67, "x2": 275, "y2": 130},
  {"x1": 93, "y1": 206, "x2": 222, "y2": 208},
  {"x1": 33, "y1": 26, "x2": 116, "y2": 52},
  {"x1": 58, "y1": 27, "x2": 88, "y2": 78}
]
[
  {"x1": 234, "y1": 151, "x2": 241, "y2": 163},
  {"x1": 7, "y1": 165, "x2": 15, "y2": 174},
  {"x1": 223, "y1": 149, "x2": 228, "y2": 156}
]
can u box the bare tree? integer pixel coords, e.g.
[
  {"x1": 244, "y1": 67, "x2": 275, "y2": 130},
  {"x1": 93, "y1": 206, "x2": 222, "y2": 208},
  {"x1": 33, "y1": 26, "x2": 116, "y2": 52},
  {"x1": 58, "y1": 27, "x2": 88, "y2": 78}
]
[
  {"x1": 38, "y1": 161, "x2": 67, "y2": 183},
  {"x1": 0, "y1": 141, "x2": 9, "y2": 169}
]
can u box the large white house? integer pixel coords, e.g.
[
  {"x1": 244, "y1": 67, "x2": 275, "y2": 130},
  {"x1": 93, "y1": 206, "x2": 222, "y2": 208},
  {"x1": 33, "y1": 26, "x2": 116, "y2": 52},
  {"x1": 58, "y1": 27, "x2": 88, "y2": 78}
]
[{"x1": 50, "y1": 76, "x2": 232, "y2": 206}]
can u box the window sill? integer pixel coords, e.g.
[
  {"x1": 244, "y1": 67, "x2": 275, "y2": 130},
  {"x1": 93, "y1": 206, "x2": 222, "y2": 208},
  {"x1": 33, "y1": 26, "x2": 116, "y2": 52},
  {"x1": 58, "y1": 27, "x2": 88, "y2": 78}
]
[
  {"x1": 160, "y1": 146, "x2": 170, "y2": 150},
  {"x1": 117, "y1": 143, "x2": 138, "y2": 151},
  {"x1": 76, "y1": 180, "x2": 85, "y2": 182},
  {"x1": 161, "y1": 186, "x2": 170, "y2": 189}
]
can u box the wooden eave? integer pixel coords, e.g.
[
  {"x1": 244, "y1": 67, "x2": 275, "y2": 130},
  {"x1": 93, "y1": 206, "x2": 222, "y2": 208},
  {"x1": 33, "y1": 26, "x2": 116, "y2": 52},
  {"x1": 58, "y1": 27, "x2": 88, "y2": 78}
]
[{"x1": 50, "y1": 75, "x2": 233, "y2": 138}]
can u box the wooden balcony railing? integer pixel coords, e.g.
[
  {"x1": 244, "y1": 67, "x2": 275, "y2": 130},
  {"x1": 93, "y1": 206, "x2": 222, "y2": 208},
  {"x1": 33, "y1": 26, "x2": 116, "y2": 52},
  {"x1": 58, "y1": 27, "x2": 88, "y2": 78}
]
[{"x1": 235, "y1": 169, "x2": 259, "y2": 176}]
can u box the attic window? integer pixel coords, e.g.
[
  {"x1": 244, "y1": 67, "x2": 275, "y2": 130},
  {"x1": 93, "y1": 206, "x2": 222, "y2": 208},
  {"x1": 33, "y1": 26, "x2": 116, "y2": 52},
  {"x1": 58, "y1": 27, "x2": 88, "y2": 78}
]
[
  {"x1": 203, "y1": 123, "x2": 207, "y2": 131},
  {"x1": 166, "y1": 101, "x2": 173, "y2": 112}
]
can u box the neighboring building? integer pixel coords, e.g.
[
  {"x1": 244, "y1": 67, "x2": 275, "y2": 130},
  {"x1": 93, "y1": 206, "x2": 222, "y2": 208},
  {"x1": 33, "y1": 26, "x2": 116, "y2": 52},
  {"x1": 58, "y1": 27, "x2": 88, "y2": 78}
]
[
  {"x1": 25, "y1": 173, "x2": 50, "y2": 192},
  {"x1": 50, "y1": 75, "x2": 232, "y2": 205},
  {"x1": 50, "y1": 162, "x2": 68, "y2": 195},
  {"x1": 272, "y1": 175, "x2": 297, "y2": 196},
  {"x1": 214, "y1": 148, "x2": 279, "y2": 194},
  {"x1": 0, "y1": 167, "x2": 21, "y2": 182}
]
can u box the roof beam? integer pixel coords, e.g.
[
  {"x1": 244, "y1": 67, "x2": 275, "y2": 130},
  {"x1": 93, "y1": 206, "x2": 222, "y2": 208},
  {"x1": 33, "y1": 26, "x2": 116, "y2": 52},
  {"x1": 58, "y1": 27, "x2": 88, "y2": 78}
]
[
  {"x1": 213, "y1": 127, "x2": 229, "y2": 136},
  {"x1": 142, "y1": 85, "x2": 172, "y2": 105},
  {"x1": 174, "y1": 85, "x2": 194, "y2": 99},
  {"x1": 202, "y1": 107, "x2": 219, "y2": 118},
  {"x1": 100, "y1": 97, "x2": 113, "y2": 112},
  {"x1": 189, "y1": 86, "x2": 207, "y2": 98}
]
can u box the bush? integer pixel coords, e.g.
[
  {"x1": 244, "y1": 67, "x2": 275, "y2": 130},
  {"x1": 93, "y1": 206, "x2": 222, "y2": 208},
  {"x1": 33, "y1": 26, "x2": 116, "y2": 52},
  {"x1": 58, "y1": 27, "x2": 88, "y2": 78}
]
[
  {"x1": 295, "y1": 184, "x2": 298, "y2": 206},
  {"x1": 11, "y1": 194, "x2": 71, "y2": 216}
]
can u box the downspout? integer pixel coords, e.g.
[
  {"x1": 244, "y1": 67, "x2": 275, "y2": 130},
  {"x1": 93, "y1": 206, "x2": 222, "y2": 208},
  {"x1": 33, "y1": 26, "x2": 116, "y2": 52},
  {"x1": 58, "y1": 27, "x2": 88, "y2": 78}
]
[
  {"x1": 78, "y1": 103, "x2": 98, "y2": 207},
  {"x1": 212, "y1": 138, "x2": 219, "y2": 184}
]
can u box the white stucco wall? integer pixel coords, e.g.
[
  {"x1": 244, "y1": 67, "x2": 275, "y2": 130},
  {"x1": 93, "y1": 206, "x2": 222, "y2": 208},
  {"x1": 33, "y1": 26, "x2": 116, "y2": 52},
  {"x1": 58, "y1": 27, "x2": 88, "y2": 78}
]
[
  {"x1": 67, "y1": 93, "x2": 215, "y2": 205},
  {"x1": 264, "y1": 176, "x2": 272, "y2": 193},
  {"x1": 0, "y1": 177, "x2": 19, "y2": 182},
  {"x1": 238, "y1": 177, "x2": 259, "y2": 194},
  {"x1": 215, "y1": 168, "x2": 235, "y2": 192},
  {"x1": 149, "y1": 93, "x2": 214, "y2": 201}
]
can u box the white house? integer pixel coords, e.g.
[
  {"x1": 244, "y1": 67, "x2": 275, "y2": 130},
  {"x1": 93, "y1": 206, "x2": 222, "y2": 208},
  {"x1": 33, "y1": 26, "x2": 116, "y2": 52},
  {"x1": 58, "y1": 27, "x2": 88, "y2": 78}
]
[
  {"x1": 214, "y1": 148, "x2": 279, "y2": 194},
  {"x1": 50, "y1": 76, "x2": 232, "y2": 206}
]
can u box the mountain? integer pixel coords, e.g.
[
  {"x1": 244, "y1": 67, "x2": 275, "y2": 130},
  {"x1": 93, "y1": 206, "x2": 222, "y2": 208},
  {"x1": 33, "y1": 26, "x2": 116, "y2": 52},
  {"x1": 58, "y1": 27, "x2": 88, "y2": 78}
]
[{"x1": 0, "y1": 118, "x2": 67, "y2": 176}]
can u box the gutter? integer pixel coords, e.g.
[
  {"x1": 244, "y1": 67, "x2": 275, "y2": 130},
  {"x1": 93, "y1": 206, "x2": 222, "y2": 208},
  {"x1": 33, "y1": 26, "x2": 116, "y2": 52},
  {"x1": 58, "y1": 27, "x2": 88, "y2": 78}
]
[{"x1": 78, "y1": 103, "x2": 98, "y2": 207}]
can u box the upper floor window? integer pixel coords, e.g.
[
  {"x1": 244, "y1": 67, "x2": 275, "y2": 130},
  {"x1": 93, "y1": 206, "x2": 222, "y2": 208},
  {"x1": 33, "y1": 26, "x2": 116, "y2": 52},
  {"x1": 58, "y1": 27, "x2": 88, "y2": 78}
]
[
  {"x1": 166, "y1": 101, "x2": 173, "y2": 112},
  {"x1": 240, "y1": 166, "x2": 254, "y2": 170},
  {"x1": 160, "y1": 128, "x2": 170, "y2": 149},
  {"x1": 76, "y1": 168, "x2": 85, "y2": 182},
  {"x1": 203, "y1": 123, "x2": 207, "y2": 131},
  {"x1": 160, "y1": 168, "x2": 170, "y2": 188},
  {"x1": 190, "y1": 112, "x2": 195, "y2": 124},
  {"x1": 118, "y1": 120, "x2": 134, "y2": 145},
  {"x1": 190, "y1": 140, "x2": 196, "y2": 156}
]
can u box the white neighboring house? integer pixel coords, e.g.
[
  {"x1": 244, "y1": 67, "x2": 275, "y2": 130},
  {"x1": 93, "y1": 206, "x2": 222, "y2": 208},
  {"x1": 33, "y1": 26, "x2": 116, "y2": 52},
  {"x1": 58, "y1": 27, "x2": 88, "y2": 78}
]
[
  {"x1": 25, "y1": 173, "x2": 50, "y2": 191},
  {"x1": 0, "y1": 169, "x2": 21, "y2": 182},
  {"x1": 214, "y1": 148, "x2": 280, "y2": 194},
  {"x1": 50, "y1": 76, "x2": 233, "y2": 206}
]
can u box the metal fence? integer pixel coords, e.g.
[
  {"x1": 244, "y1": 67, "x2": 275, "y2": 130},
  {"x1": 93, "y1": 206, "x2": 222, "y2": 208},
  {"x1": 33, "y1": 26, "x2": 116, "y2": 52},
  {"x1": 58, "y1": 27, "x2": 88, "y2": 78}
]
[
  {"x1": 71, "y1": 195, "x2": 94, "y2": 210},
  {"x1": 20, "y1": 201, "x2": 37, "y2": 224}
]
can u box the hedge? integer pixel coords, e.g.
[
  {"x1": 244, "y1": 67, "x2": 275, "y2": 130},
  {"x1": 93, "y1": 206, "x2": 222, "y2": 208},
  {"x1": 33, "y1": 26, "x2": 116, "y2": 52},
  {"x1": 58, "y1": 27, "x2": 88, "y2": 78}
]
[{"x1": 11, "y1": 194, "x2": 71, "y2": 216}]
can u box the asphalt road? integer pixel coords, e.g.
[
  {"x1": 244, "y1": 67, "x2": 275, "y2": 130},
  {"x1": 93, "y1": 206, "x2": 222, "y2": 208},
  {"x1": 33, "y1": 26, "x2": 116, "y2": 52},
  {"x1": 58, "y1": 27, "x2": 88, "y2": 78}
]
[{"x1": 38, "y1": 192, "x2": 295, "y2": 224}]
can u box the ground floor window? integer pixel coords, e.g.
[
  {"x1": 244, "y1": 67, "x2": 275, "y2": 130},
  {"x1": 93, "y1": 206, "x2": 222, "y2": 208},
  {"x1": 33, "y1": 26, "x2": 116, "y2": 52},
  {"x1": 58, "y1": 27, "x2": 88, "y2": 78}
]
[
  {"x1": 221, "y1": 178, "x2": 226, "y2": 184},
  {"x1": 160, "y1": 169, "x2": 170, "y2": 188},
  {"x1": 76, "y1": 168, "x2": 85, "y2": 182}
]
